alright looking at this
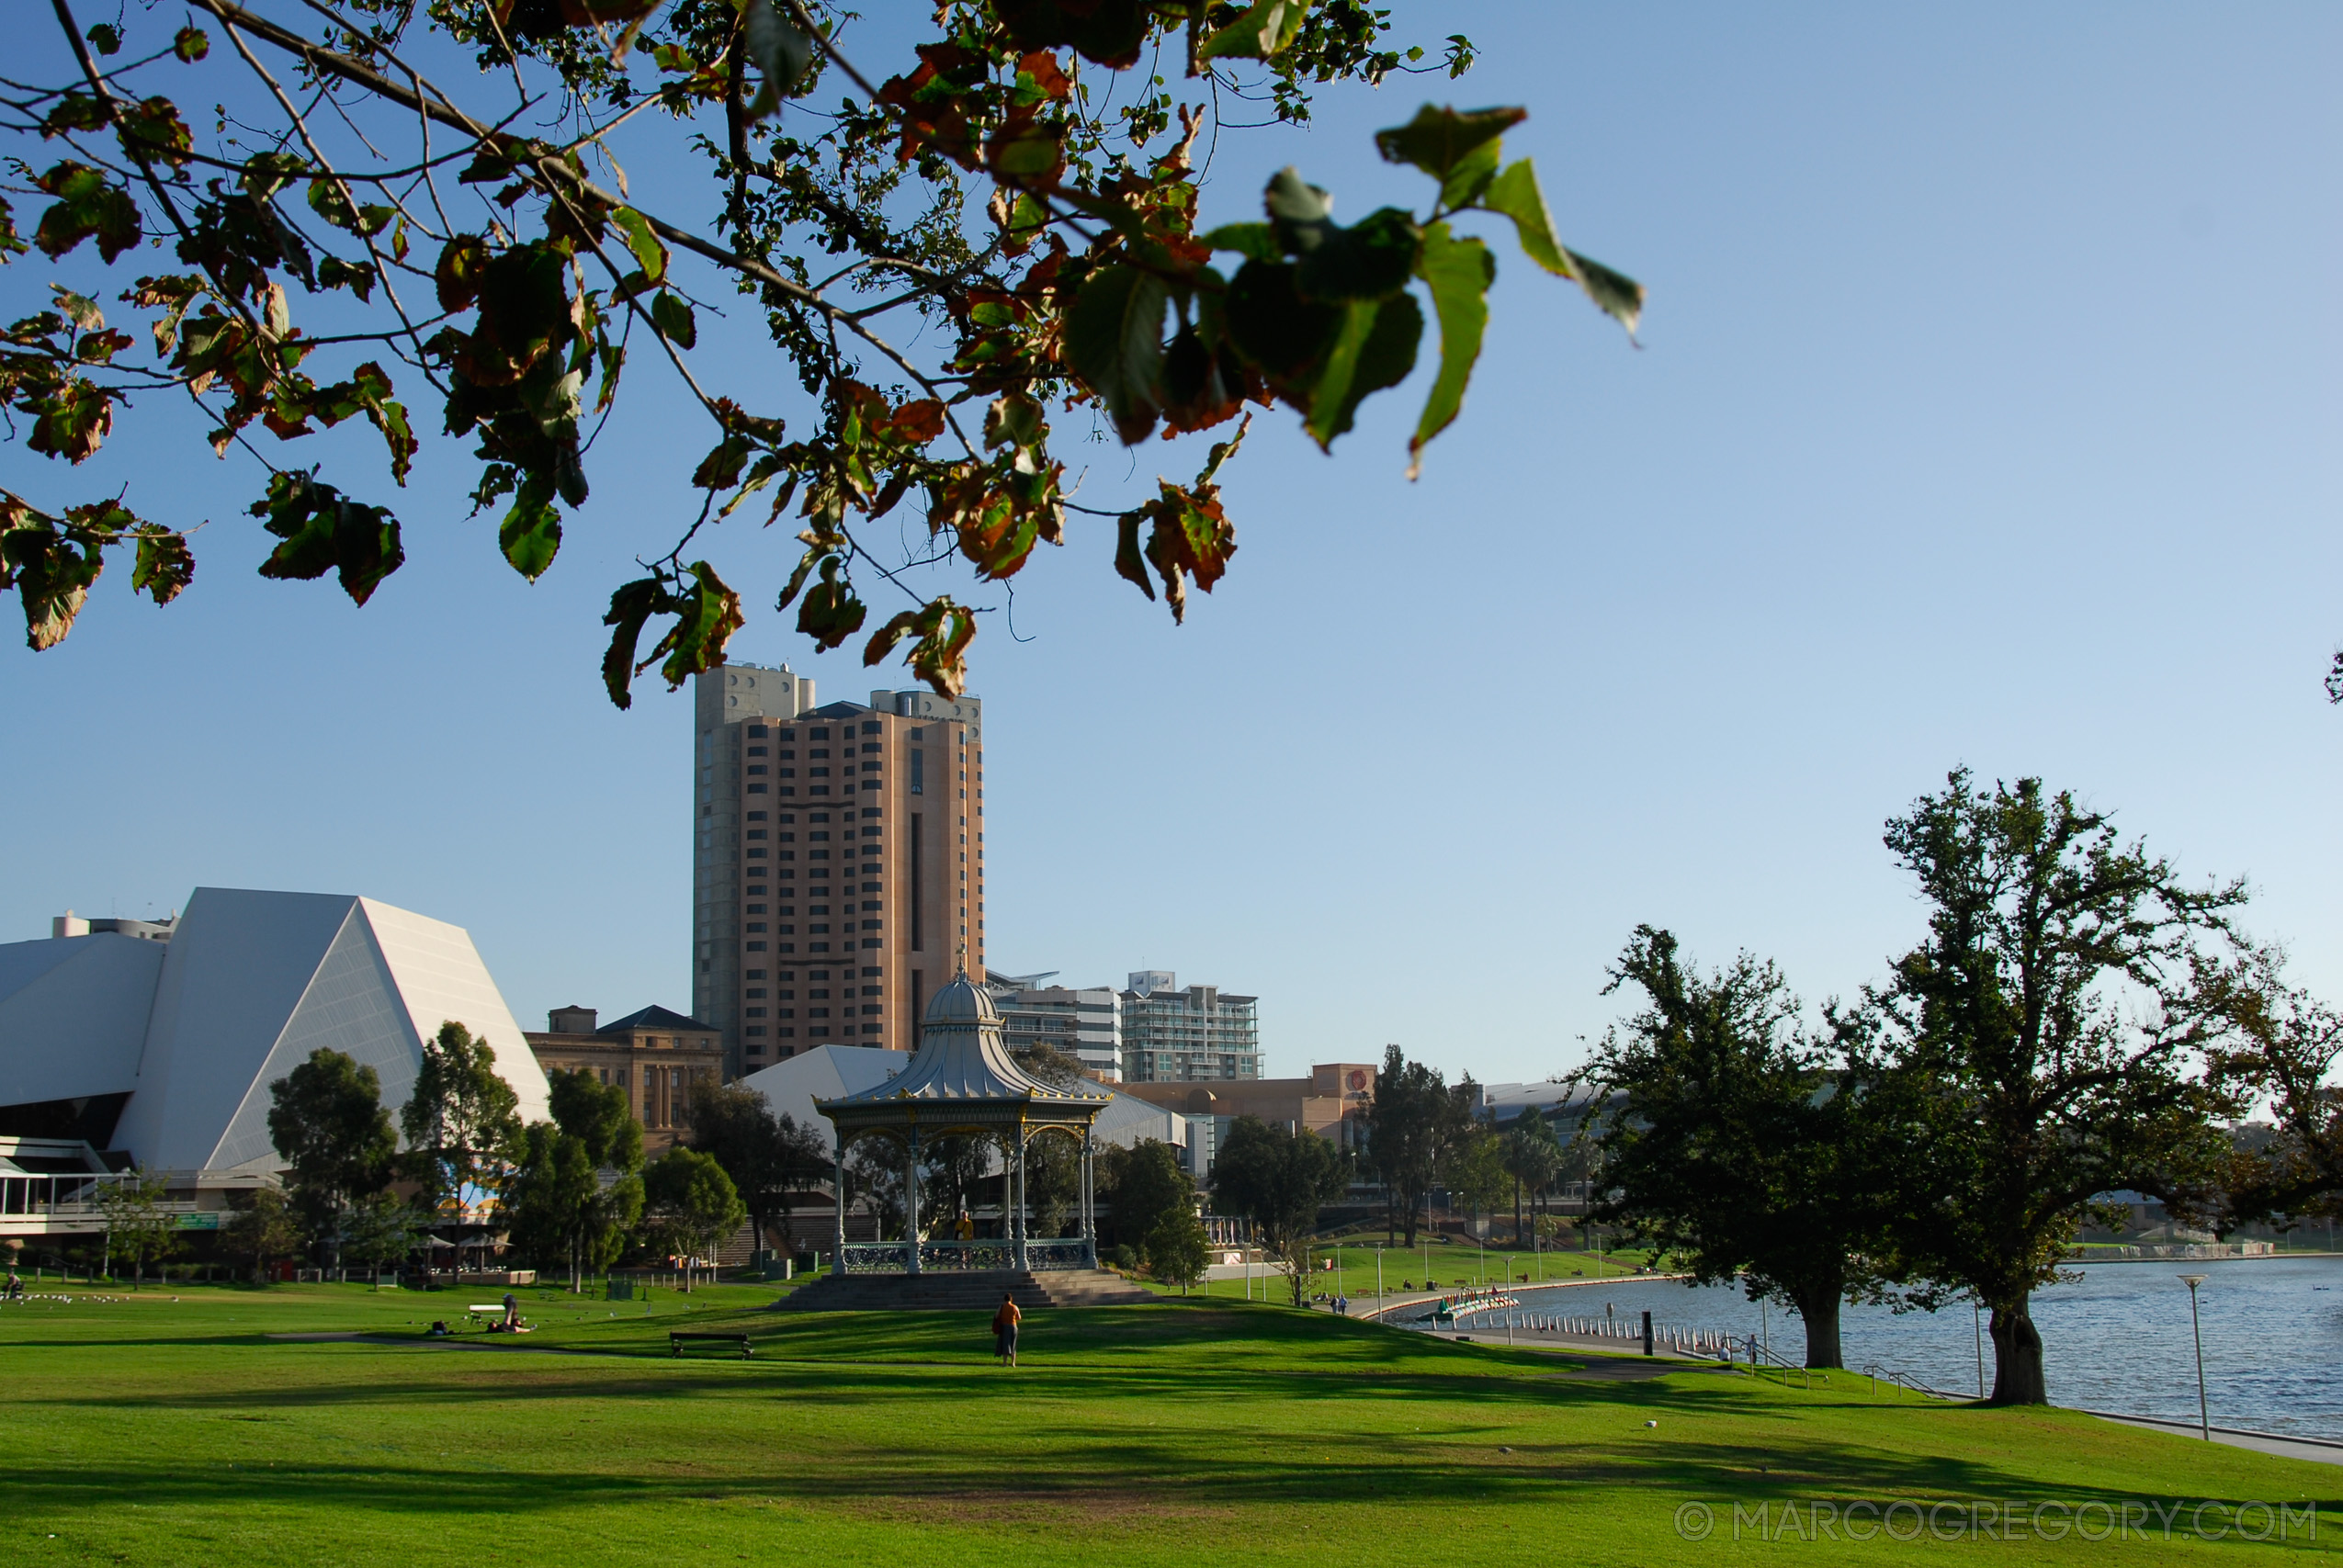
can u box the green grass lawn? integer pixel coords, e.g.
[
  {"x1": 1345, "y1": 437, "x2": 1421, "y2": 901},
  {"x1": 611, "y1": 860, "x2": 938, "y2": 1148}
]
[{"x1": 4, "y1": 1280, "x2": 2335, "y2": 1564}]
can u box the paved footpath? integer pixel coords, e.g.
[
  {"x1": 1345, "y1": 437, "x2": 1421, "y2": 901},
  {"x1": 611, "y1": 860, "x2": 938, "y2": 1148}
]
[{"x1": 2088, "y1": 1411, "x2": 2343, "y2": 1468}]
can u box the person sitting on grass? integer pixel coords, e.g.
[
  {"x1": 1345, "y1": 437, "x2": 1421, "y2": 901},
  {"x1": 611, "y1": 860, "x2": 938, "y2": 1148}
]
[{"x1": 992, "y1": 1292, "x2": 1021, "y2": 1369}]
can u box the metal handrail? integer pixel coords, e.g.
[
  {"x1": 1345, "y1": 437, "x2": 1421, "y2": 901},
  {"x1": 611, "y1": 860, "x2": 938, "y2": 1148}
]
[{"x1": 1862, "y1": 1361, "x2": 1963, "y2": 1402}]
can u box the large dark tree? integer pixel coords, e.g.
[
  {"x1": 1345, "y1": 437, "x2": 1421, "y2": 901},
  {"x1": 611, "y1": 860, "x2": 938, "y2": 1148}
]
[
  {"x1": 1210, "y1": 1114, "x2": 1348, "y2": 1307},
  {"x1": 2186, "y1": 945, "x2": 2343, "y2": 1230},
  {"x1": 507, "y1": 1069, "x2": 646, "y2": 1289},
  {"x1": 686, "y1": 1077, "x2": 826, "y2": 1254},
  {"x1": 1869, "y1": 771, "x2": 2243, "y2": 1405},
  {"x1": 399, "y1": 1021, "x2": 524, "y2": 1239},
  {"x1": 1099, "y1": 1136, "x2": 1192, "y2": 1255},
  {"x1": 1, "y1": 0, "x2": 1638, "y2": 701},
  {"x1": 266, "y1": 1045, "x2": 397, "y2": 1271},
  {"x1": 642, "y1": 1144, "x2": 746, "y2": 1289},
  {"x1": 1364, "y1": 1044, "x2": 1474, "y2": 1246},
  {"x1": 1579, "y1": 927, "x2": 1911, "y2": 1371}
]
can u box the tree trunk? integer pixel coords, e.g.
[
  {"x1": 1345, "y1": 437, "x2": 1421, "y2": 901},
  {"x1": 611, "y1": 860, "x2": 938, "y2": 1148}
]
[
  {"x1": 1793, "y1": 1292, "x2": 1844, "y2": 1369},
  {"x1": 1986, "y1": 1300, "x2": 2047, "y2": 1404}
]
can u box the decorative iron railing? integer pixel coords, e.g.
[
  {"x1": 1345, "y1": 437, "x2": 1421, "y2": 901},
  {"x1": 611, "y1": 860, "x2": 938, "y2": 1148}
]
[
  {"x1": 839, "y1": 1243, "x2": 911, "y2": 1274},
  {"x1": 836, "y1": 1238, "x2": 1093, "y2": 1274},
  {"x1": 918, "y1": 1240, "x2": 1019, "y2": 1271}
]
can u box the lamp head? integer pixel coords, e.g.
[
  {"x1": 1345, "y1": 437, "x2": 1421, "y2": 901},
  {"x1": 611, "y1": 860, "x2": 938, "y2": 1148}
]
[{"x1": 2179, "y1": 1273, "x2": 2207, "y2": 1288}]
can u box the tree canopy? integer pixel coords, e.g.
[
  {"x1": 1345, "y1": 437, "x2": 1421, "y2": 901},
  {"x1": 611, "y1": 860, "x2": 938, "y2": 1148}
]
[
  {"x1": 642, "y1": 1144, "x2": 747, "y2": 1285},
  {"x1": 1, "y1": 0, "x2": 1637, "y2": 702},
  {"x1": 266, "y1": 1045, "x2": 398, "y2": 1263},
  {"x1": 1364, "y1": 1043, "x2": 1473, "y2": 1246},
  {"x1": 399, "y1": 1020, "x2": 524, "y2": 1219},
  {"x1": 1862, "y1": 770, "x2": 2246, "y2": 1404},
  {"x1": 1579, "y1": 926, "x2": 1912, "y2": 1370},
  {"x1": 1209, "y1": 1113, "x2": 1346, "y2": 1306},
  {"x1": 685, "y1": 1077, "x2": 830, "y2": 1253}
]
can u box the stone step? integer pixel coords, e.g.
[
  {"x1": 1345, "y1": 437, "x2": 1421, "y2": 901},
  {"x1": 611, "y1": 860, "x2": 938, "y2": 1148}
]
[{"x1": 780, "y1": 1268, "x2": 1151, "y2": 1313}]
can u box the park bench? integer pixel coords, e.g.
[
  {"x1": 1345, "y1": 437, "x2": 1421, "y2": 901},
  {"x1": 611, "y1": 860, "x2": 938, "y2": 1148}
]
[
  {"x1": 466, "y1": 1303, "x2": 507, "y2": 1324},
  {"x1": 671, "y1": 1331, "x2": 753, "y2": 1359}
]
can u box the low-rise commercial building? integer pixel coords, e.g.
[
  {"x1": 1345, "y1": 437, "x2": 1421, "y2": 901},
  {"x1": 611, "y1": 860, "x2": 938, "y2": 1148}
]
[
  {"x1": 524, "y1": 1005, "x2": 723, "y2": 1154},
  {"x1": 1119, "y1": 1062, "x2": 1376, "y2": 1176}
]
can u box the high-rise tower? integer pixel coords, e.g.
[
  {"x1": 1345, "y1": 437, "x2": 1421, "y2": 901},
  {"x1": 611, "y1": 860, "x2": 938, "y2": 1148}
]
[{"x1": 693, "y1": 661, "x2": 986, "y2": 1077}]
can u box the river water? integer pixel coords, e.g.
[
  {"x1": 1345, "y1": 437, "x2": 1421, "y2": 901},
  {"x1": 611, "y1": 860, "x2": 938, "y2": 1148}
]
[{"x1": 1493, "y1": 1254, "x2": 2343, "y2": 1440}]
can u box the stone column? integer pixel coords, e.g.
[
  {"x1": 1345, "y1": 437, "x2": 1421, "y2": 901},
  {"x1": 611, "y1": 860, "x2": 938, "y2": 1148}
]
[
  {"x1": 832, "y1": 1135, "x2": 848, "y2": 1277},
  {"x1": 1013, "y1": 1131, "x2": 1029, "y2": 1272},
  {"x1": 1080, "y1": 1132, "x2": 1098, "y2": 1269},
  {"x1": 904, "y1": 1128, "x2": 922, "y2": 1276}
]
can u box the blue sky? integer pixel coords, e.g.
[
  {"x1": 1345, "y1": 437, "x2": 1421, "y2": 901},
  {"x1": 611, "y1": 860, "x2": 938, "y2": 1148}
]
[{"x1": 6, "y1": 3, "x2": 2337, "y2": 1087}]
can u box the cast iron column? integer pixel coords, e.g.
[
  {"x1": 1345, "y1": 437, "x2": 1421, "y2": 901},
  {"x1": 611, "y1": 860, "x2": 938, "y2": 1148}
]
[
  {"x1": 905, "y1": 1127, "x2": 922, "y2": 1276},
  {"x1": 1013, "y1": 1131, "x2": 1029, "y2": 1271},
  {"x1": 832, "y1": 1136, "x2": 848, "y2": 1276}
]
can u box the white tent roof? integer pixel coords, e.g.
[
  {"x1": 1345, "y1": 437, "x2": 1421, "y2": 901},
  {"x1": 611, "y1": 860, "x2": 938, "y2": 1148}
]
[
  {"x1": 0, "y1": 933, "x2": 164, "y2": 1106},
  {"x1": 1, "y1": 886, "x2": 549, "y2": 1176}
]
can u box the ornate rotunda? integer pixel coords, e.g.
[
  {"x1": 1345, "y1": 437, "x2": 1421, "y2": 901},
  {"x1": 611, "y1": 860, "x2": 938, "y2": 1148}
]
[{"x1": 815, "y1": 973, "x2": 1115, "y2": 1276}]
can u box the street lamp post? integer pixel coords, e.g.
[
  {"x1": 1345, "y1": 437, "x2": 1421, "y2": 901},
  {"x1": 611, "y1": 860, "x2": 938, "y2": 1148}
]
[
  {"x1": 2179, "y1": 1274, "x2": 2210, "y2": 1440},
  {"x1": 1973, "y1": 1300, "x2": 1985, "y2": 1399}
]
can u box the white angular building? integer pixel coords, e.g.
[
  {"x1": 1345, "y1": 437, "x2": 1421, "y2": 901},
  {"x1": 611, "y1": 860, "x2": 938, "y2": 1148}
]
[{"x1": 0, "y1": 886, "x2": 549, "y2": 1187}]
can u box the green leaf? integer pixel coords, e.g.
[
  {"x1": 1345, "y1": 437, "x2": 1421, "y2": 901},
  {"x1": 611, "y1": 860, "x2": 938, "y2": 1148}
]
[
  {"x1": 601, "y1": 577, "x2": 663, "y2": 708},
  {"x1": 1480, "y1": 159, "x2": 1645, "y2": 337},
  {"x1": 498, "y1": 474, "x2": 562, "y2": 581},
  {"x1": 0, "y1": 502, "x2": 107, "y2": 650},
  {"x1": 249, "y1": 472, "x2": 404, "y2": 607},
  {"x1": 651, "y1": 289, "x2": 697, "y2": 349},
  {"x1": 1374, "y1": 105, "x2": 1525, "y2": 182},
  {"x1": 1196, "y1": 0, "x2": 1309, "y2": 62},
  {"x1": 1060, "y1": 264, "x2": 1167, "y2": 444},
  {"x1": 1201, "y1": 222, "x2": 1280, "y2": 263},
  {"x1": 612, "y1": 207, "x2": 667, "y2": 288},
  {"x1": 173, "y1": 27, "x2": 209, "y2": 62},
  {"x1": 741, "y1": 0, "x2": 814, "y2": 120},
  {"x1": 130, "y1": 525, "x2": 194, "y2": 606},
  {"x1": 1439, "y1": 138, "x2": 1501, "y2": 211},
  {"x1": 436, "y1": 235, "x2": 490, "y2": 312},
  {"x1": 795, "y1": 555, "x2": 865, "y2": 649},
  {"x1": 27, "y1": 379, "x2": 113, "y2": 464},
  {"x1": 1222, "y1": 259, "x2": 1340, "y2": 383},
  {"x1": 1563, "y1": 248, "x2": 1647, "y2": 338},
  {"x1": 1409, "y1": 222, "x2": 1493, "y2": 479},
  {"x1": 861, "y1": 596, "x2": 977, "y2": 698},
  {"x1": 1305, "y1": 291, "x2": 1421, "y2": 450},
  {"x1": 1114, "y1": 508, "x2": 1153, "y2": 603},
  {"x1": 1294, "y1": 207, "x2": 1421, "y2": 304},
  {"x1": 32, "y1": 162, "x2": 141, "y2": 264},
  {"x1": 644, "y1": 561, "x2": 743, "y2": 689},
  {"x1": 85, "y1": 23, "x2": 121, "y2": 55}
]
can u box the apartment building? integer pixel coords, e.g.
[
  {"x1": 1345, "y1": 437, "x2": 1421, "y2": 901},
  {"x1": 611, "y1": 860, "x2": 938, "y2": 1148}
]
[
  {"x1": 984, "y1": 971, "x2": 1122, "y2": 1082},
  {"x1": 691, "y1": 661, "x2": 986, "y2": 1077},
  {"x1": 1118, "y1": 971, "x2": 1261, "y2": 1082}
]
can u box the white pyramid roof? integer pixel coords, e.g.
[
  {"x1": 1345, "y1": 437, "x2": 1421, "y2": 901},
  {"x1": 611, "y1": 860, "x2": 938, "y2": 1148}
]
[
  {"x1": 2, "y1": 886, "x2": 549, "y2": 1176},
  {"x1": 0, "y1": 933, "x2": 164, "y2": 1106}
]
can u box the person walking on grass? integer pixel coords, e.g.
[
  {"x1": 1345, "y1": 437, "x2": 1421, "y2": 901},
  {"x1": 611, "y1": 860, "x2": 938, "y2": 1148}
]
[{"x1": 992, "y1": 1292, "x2": 1022, "y2": 1368}]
